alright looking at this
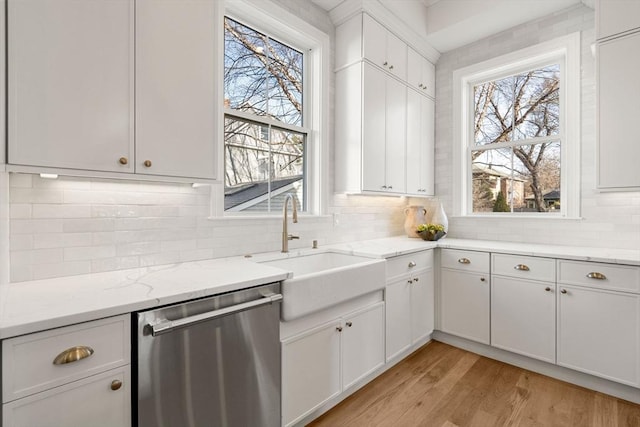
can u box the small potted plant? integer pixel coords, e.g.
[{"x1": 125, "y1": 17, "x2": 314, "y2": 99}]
[{"x1": 416, "y1": 223, "x2": 446, "y2": 241}]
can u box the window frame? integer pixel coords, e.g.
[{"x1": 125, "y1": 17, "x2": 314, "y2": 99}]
[
  {"x1": 212, "y1": 0, "x2": 330, "y2": 218},
  {"x1": 452, "y1": 33, "x2": 581, "y2": 219}
]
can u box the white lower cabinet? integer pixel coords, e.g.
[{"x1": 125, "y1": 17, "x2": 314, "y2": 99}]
[
  {"x1": 3, "y1": 367, "x2": 130, "y2": 427},
  {"x1": 385, "y1": 251, "x2": 434, "y2": 362},
  {"x1": 491, "y1": 277, "x2": 556, "y2": 363},
  {"x1": 557, "y1": 285, "x2": 640, "y2": 387},
  {"x1": 1, "y1": 314, "x2": 131, "y2": 427},
  {"x1": 282, "y1": 302, "x2": 384, "y2": 427},
  {"x1": 440, "y1": 268, "x2": 490, "y2": 344}
]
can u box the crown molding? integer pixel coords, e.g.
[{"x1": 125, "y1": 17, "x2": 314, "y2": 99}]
[{"x1": 329, "y1": 0, "x2": 441, "y2": 63}]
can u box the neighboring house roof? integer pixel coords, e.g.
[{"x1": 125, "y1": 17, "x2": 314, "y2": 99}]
[
  {"x1": 225, "y1": 175, "x2": 302, "y2": 210},
  {"x1": 472, "y1": 164, "x2": 525, "y2": 182},
  {"x1": 525, "y1": 190, "x2": 560, "y2": 201}
]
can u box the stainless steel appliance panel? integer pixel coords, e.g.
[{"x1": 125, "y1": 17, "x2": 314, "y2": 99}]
[{"x1": 137, "y1": 283, "x2": 281, "y2": 427}]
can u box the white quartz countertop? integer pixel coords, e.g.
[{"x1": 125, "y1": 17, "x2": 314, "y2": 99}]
[
  {"x1": 0, "y1": 257, "x2": 291, "y2": 339},
  {"x1": 1, "y1": 236, "x2": 638, "y2": 339},
  {"x1": 328, "y1": 236, "x2": 640, "y2": 265}
]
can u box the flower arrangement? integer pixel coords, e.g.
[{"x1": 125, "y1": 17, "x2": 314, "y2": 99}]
[{"x1": 416, "y1": 223, "x2": 446, "y2": 241}]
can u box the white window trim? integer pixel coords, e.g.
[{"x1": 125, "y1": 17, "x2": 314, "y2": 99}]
[
  {"x1": 211, "y1": 0, "x2": 330, "y2": 218},
  {"x1": 452, "y1": 32, "x2": 581, "y2": 219}
]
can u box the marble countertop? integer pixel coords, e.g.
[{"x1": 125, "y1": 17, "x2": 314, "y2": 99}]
[{"x1": 1, "y1": 236, "x2": 637, "y2": 339}]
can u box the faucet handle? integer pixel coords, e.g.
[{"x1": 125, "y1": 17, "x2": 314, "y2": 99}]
[{"x1": 288, "y1": 234, "x2": 300, "y2": 241}]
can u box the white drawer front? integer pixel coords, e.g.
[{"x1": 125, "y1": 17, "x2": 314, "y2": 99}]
[
  {"x1": 2, "y1": 314, "x2": 130, "y2": 403},
  {"x1": 440, "y1": 249, "x2": 489, "y2": 273},
  {"x1": 386, "y1": 250, "x2": 433, "y2": 279},
  {"x1": 492, "y1": 254, "x2": 555, "y2": 282},
  {"x1": 557, "y1": 260, "x2": 640, "y2": 293},
  {"x1": 2, "y1": 366, "x2": 131, "y2": 427}
]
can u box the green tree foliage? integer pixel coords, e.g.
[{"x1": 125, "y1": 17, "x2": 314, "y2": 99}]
[{"x1": 493, "y1": 191, "x2": 510, "y2": 212}]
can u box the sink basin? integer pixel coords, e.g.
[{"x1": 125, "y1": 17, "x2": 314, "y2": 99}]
[{"x1": 259, "y1": 251, "x2": 386, "y2": 321}]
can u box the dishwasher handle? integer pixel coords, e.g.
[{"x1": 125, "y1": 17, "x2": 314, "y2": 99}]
[{"x1": 149, "y1": 293, "x2": 283, "y2": 337}]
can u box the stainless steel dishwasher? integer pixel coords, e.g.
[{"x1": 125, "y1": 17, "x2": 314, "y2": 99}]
[{"x1": 136, "y1": 282, "x2": 282, "y2": 427}]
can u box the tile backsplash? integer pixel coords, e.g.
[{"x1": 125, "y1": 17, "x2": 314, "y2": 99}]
[{"x1": 3, "y1": 173, "x2": 406, "y2": 282}]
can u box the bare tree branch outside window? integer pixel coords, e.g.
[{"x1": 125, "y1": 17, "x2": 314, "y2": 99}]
[
  {"x1": 224, "y1": 17, "x2": 305, "y2": 212},
  {"x1": 471, "y1": 65, "x2": 561, "y2": 213}
]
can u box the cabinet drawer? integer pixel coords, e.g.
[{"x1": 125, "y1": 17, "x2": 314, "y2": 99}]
[
  {"x1": 2, "y1": 314, "x2": 130, "y2": 402},
  {"x1": 386, "y1": 250, "x2": 433, "y2": 278},
  {"x1": 3, "y1": 366, "x2": 131, "y2": 427},
  {"x1": 440, "y1": 249, "x2": 489, "y2": 273},
  {"x1": 557, "y1": 260, "x2": 640, "y2": 293},
  {"x1": 492, "y1": 254, "x2": 555, "y2": 282}
]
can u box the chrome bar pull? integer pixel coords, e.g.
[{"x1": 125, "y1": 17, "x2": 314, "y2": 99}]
[{"x1": 586, "y1": 272, "x2": 607, "y2": 280}]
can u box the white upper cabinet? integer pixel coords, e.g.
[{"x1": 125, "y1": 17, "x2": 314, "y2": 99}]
[
  {"x1": 362, "y1": 14, "x2": 407, "y2": 80},
  {"x1": 8, "y1": 0, "x2": 134, "y2": 173},
  {"x1": 136, "y1": 0, "x2": 217, "y2": 180},
  {"x1": 406, "y1": 90, "x2": 435, "y2": 196},
  {"x1": 596, "y1": 0, "x2": 640, "y2": 40},
  {"x1": 7, "y1": 0, "x2": 219, "y2": 182},
  {"x1": 407, "y1": 47, "x2": 435, "y2": 98},
  {"x1": 597, "y1": 32, "x2": 640, "y2": 189}
]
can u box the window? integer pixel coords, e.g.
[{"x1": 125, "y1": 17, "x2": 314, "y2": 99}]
[
  {"x1": 452, "y1": 34, "x2": 580, "y2": 218},
  {"x1": 223, "y1": 17, "x2": 307, "y2": 213}
]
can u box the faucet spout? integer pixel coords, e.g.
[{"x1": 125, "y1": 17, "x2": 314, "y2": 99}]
[{"x1": 282, "y1": 194, "x2": 299, "y2": 253}]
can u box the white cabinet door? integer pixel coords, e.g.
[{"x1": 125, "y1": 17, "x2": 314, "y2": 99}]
[
  {"x1": 362, "y1": 14, "x2": 407, "y2": 80},
  {"x1": 407, "y1": 48, "x2": 435, "y2": 98},
  {"x1": 385, "y1": 76, "x2": 407, "y2": 193},
  {"x1": 440, "y1": 269, "x2": 490, "y2": 344},
  {"x1": 597, "y1": 32, "x2": 640, "y2": 189},
  {"x1": 385, "y1": 277, "x2": 413, "y2": 361},
  {"x1": 411, "y1": 268, "x2": 435, "y2": 345},
  {"x1": 406, "y1": 90, "x2": 435, "y2": 196},
  {"x1": 136, "y1": 0, "x2": 217, "y2": 180},
  {"x1": 8, "y1": 0, "x2": 134, "y2": 173},
  {"x1": 342, "y1": 303, "x2": 385, "y2": 389},
  {"x1": 491, "y1": 277, "x2": 556, "y2": 363},
  {"x1": 362, "y1": 63, "x2": 406, "y2": 193},
  {"x1": 557, "y1": 285, "x2": 640, "y2": 387},
  {"x1": 3, "y1": 366, "x2": 130, "y2": 427},
  {"x1": 282, "y1": 321, "x2": 341, "y2": 427},
  {"x1": 596, "y1": 0, "x2": 640, "y2": 40},
  {"x1": 362, "y1": 64, "x2": 388, "y2": 192}
]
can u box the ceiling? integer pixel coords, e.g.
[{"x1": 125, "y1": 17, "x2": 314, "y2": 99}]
[{"x1": 310, "y1": 0, "x2": 594, "y2": 53}]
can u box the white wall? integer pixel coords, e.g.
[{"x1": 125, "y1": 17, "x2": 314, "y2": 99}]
[{"x1": 435, "y1": 4, "x2": 640, "y2": 250}]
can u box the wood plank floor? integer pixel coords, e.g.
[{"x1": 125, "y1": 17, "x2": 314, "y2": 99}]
[{"x1": 308, "y1": 341, "x2": 640, "y2": 427}]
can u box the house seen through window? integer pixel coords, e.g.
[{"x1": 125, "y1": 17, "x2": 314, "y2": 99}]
[
  {"x1": 224, "y1": 17, "x2": 306, "y2": 213},
  {"x1": 471, "y1": 64, "x2": 561, "y2": 213}
]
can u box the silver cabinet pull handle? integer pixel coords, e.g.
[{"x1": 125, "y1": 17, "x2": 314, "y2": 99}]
[
  {"x1": 458, "y1": 258, "x2": 471, "y2": 264},
  {"x1": 408, "y1": 261, "x2": 417, "y2": 268},
  {"x1": 586, "y1": 272, "x2": 607, "y2": 280},
  {"x1": 150, "y1": 293, "x2": 283, "y2": 336},
  {"x1": 53, "y1": 345, "x2": 94, "y2": 365},
  {"x1": 514, "y1": 264, "x2": 530, "y2": 271}
]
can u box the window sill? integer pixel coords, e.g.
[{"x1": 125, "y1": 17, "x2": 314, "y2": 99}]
[{"x1": 452, "y1": 214, "x2": 583, "y2": 220}]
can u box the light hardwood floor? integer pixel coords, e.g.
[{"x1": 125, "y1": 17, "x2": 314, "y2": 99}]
[{"x1": 308, "y1": 341, "x2": 640, "y2": 427}]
